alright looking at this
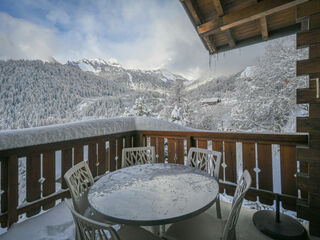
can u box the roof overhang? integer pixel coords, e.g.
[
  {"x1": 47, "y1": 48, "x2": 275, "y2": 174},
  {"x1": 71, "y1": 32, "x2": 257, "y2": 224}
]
[{"x1": 180, "y1": 0, "x2": 310, "y2": 54}]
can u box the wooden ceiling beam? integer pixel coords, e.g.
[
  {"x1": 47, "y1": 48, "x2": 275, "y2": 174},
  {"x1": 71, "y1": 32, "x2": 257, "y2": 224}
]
[
  {"x1": 198, "y1": 0, "x2": 309, "y2": 37},
  {"x1": 212, "y1": 0, "x2": 224, "y2": 16},
  {"x1": 183, "y1": 0, "x2": 216, "y2": 53},
  {"x1": 225, "y1": 29, "x2": 236, "y2": 48},
  {"x1": 203, "y1": 36, "x2": 216, "y2": 53},
  {"x1": 260, "y1": 16, "x2": 268, "y2": 40},
  {"x1": 183, "y1": 0, "x2": 201, "y2": 25}
]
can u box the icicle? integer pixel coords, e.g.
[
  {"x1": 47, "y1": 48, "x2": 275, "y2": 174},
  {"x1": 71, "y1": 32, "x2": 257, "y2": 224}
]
[{"x1": 209, "y1": 53, "x2": 213, "y2": 70}]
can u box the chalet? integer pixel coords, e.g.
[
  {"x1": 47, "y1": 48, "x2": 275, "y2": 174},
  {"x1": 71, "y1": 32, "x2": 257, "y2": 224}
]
[{"x1": 201, "y1": 97, "x2": 222, "y2": 105}]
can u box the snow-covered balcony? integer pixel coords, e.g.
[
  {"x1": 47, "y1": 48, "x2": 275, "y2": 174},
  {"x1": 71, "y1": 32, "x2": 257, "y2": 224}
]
[{"x1": 0, "y1": 117, "x2": 310, "y2": 239}]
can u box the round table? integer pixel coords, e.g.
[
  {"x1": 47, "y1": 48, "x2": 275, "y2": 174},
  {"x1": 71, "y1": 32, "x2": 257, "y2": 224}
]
[{"x1": 88, "y1": 163, "x2": 219, "y2": 227}]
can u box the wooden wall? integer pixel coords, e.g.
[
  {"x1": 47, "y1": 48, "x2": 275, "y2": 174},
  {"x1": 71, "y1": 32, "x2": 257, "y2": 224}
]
[{"x1": 296, "y1": 0, "x2": 320, "y2": 236}]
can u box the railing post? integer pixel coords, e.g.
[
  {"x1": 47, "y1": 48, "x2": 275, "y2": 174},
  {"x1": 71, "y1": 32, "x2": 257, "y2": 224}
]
[
  {"x1": 7, "y1": 155, "x2": 18, "y2": 227},
  {"x1": 0, "y1": 156, "x2": 8, "y2": 228}
]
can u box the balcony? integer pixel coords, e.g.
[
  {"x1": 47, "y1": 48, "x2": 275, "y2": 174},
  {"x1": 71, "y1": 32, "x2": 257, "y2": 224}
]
[{"x1": 0, "y1": 117, "x2": 312, "y2": 239}]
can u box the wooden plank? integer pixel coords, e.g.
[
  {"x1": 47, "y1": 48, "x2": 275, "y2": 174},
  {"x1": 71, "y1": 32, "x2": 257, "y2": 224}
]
[
  {"x1": 168, "y1": 138, "x2": 175, "y2": 163},
  {"x1": 88, "y1": 143, "x2": 97, "y2": 177},
  {"x1": 16, "y1": 189, "x2": 70, "y2": 217},
  {"x1": 176, "y1": 139, "x2": 185, "y2": 165},
  {"x1": 297, "y1": 28, "x2": 320, "y2": 48},
  {"x1": 7, "y1": 155, "x2": 18, "y2": 227},
  {"x1": 117, "y1": 138, "x2": 123, "y2": 170},
  {"x1": 73, "y1": 144, "x2": 83, "y2": 165},
  {"x1": 109, "y1": 139, "x2": 116, "y2": 171},
  {"x1": 198, "y1": 0, "x2": 308, "y2": 36},
  {"x1": 42, "y1": 151, "x2": 55, "y2": 210},
  {"x1": 297, "y1": 0, "x2": 320, "y2": 19},
  {"x1": 97, "y1": 140, "x2": 106, "y2": 175},
  {"x1": 296, "y1": 88, "x2": 320, "y2": 104},
  {"x1": 158, "y1": 138, "x2": 165, "y2": 163},
  {"x1": 296, "y1": 57, "x2": 320, "y2": 76},
  {"x1": 150, "y1": 137, "x2": 156, "y2": 149},
  {"x1": 310, "y1": 104, "x2": 320, "y2": 118},
  {"x1": 280, "y1": 145, "x2": 297, "y2": 211},
  {"x1": 125, "y1": 136, "x2": 132, "y2": 148},
  {"x1": 260, "y1": 16, "x2": 268, "y2": 40},
  {"x1": 212, "y1": 0, "x2": 224, "y2": 16},
  {"x1": 225, "y1": 29, "x2": 236, "y2": 47},
  {"x1": 297, "y1": 117, "x2": 320, "y2": 134},
  {"x1": 0, "y1": 157, "x2": 8, "y2": 227},
  {"x1": 309, "y1": 161, "x2": 320, "y2": 180},
  {"x1": 212, "y1": 141, "x2": 223, "y2": 181},
  {"x1": 198, "y1": 139, "x2": 208, "y2": 149},
  {"x1": 297, "y1": 147, "x2": 320, "y2": 163},
  {"x1": 149, "y1": 137, "x2": 157, "y2": 162},
  {"x1": 224, "y1": 142, "x2": 237, "y2": 195},
  {"x1": 203, "y1": 35, "x2": 216, "y2": 53},
  {"x1": 297, "y1": 173, "x2": 320, "y2": 193},
  {"x1": 310, "y1": 45, "x2": 320, "y2": 59},
  {"x1": 310, "y1": 193, "x2": 320, "y2": 208},
  {"x1": 257, "y1": 144, "x2": 274, "y2": 205},
  {"x1": 299, "y1": 158, "x2": 309, "y2": 199},
  {"x1": 137, "y1": 130, "x2": 308, "y2": 146},
  {"x1": 297, "y1": 199, "x2": 314, "y2": 220},
  {"x1": 61, "y1": 148, "x2": 72, "y2": 190},
  {"x1": 242, "y1": 143, "x2": 257, "y2": 201},
  {"x1": 26, "y1": 153, "x2": 41, "y2": 217},
  {"x1": 184, "y1": 0, "x2": 202, "y2": 24},
  {"x1": 309, "y1": 13, "x2": 320, "y2": 30},
  {"x1": 187, "y1": 136, "x2": 196, "y2": 154}
]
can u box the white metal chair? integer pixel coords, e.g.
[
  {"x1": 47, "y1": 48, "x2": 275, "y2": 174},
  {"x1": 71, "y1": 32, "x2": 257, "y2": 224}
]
[
  {"x1": 186, "y1": 147, "x2": 222, "y2": 218},
  {"x1": 64, "y1": 161, "x2": 108, "y2": 223},
  {"x1": 65, "y1": 199, "x2": 161, "y2": 240},
  {"x1": 121, "y1": 146, "x2": 156, "y2": 168},
  {"x1": 163, "y1": 170, "x2": 252, "y2": 240}
]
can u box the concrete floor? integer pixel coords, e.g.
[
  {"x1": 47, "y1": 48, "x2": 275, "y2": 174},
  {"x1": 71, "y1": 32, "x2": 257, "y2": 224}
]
[
  {"x1": 1, "y1": 200, "x2": 319, "y2": 240},
  {"x1": 144, "y1": 201, "x2": 319, "y2": 240}
]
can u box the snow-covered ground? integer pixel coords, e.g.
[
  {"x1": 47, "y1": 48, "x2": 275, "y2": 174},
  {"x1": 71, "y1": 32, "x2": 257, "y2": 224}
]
[
  {"x1": 0, "y1": 202, "x2": 75, "y2": 240},
  {"x1": 0, "y1": 192, "x2": 306, "y2": 240}
]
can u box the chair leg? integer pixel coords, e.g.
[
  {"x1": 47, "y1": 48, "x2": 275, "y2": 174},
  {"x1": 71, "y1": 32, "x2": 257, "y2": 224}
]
[{"x1": 216, "y1": 194, "x2": 222, "y2": 219}]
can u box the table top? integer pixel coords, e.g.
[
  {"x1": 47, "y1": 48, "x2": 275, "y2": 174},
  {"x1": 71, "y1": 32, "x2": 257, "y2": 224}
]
[{"x1": 88, "y1": 163, "x2": 219, "y2": 226}]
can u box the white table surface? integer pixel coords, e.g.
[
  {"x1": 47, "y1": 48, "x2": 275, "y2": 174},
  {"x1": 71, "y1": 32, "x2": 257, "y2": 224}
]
[{"x1": 88, "y1": 163, "x2": 219, "y2": 226}]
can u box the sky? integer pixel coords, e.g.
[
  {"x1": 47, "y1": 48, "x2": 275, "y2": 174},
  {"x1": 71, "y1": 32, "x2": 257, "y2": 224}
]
[{"x1": 0, "y1": 0, "x2": 267, "y2": 79}]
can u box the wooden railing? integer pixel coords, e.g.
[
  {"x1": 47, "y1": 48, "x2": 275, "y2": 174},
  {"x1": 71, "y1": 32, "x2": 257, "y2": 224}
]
[
  {"x1": 140, "y1": 130, "x2": 308, "y2": 211},
  {"x1": 0, "y1": 118, "x2": 308, "y2": 228}
]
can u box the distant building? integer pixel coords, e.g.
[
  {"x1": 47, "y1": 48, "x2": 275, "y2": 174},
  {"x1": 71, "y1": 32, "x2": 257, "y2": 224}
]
[{"x1": 201, "y1": 98, "x2": 221, "y2": 106}]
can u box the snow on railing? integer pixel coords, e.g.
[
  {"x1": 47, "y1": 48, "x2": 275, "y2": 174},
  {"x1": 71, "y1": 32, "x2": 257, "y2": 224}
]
[{"x1": 0, "y1": 117, "x2": 308, "y2": 229}]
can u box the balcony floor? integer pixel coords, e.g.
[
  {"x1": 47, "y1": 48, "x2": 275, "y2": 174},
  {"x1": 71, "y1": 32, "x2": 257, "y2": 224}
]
[{"x1": 0, "y1": 200, "x2": 318, "y2": 240}]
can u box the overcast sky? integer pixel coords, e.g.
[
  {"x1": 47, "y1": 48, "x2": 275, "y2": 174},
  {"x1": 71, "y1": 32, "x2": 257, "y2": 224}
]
[{"x1": 0, "y1": 0, "x2": 267, "y2": 79}]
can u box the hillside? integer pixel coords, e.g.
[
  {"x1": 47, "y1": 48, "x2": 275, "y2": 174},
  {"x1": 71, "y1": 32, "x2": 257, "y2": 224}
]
[
  {"x1": 0, "y1": 36, "x2": 308, "y2": 133},
  {"x1": 181, "y1": 36, "x2": 308, "y2": 132},
  {"x1": 0, "y1": 59, "x2": 183, "y2": 130}
]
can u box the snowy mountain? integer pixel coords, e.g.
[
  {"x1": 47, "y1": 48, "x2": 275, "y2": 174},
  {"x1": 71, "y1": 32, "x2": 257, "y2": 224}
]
[
  {"x1": 67, "y1": 58, "x2": 124, "y2": 73},
  {"x1": 0, "y1": 36, "x2": 308, "y2": 133},
  {"x1": 0, "y1": 59, "x2": 186, "y2": 130},
  {"x1": 67, "y1": 58, "x2": 185, "y2": 91}
]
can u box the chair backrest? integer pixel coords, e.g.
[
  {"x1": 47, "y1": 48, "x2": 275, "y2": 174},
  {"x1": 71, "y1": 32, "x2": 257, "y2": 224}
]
[
  {"x1": 64, "y1": 161, "x2": 94, "y2": 213},
  {"x1": 186, "y1": 147, "x2": 222, "y2": 178},
  {"x1": 222, "y1": 170, "x2": 252, "y2": 240},
  {"x1": 65, "y1": 199, "x2": 120, "y2": 240},
  {"x1": 121, "y1": 146, "x2": 156, "y2": 168}
]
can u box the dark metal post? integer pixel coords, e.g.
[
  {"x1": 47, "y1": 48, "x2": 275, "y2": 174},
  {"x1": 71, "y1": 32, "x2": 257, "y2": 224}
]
[{"x1": 275, "y1": 194, "x2": 280, "y2": 223}]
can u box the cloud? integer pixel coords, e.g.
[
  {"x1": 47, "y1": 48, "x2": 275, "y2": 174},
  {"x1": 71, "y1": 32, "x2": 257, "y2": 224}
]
[
  {"x1": 0, "y1": 12, "x2": 57, "y2": 60},
  {"x1": 0, "y1": 0, "x2": 266, "y2": 79}
]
